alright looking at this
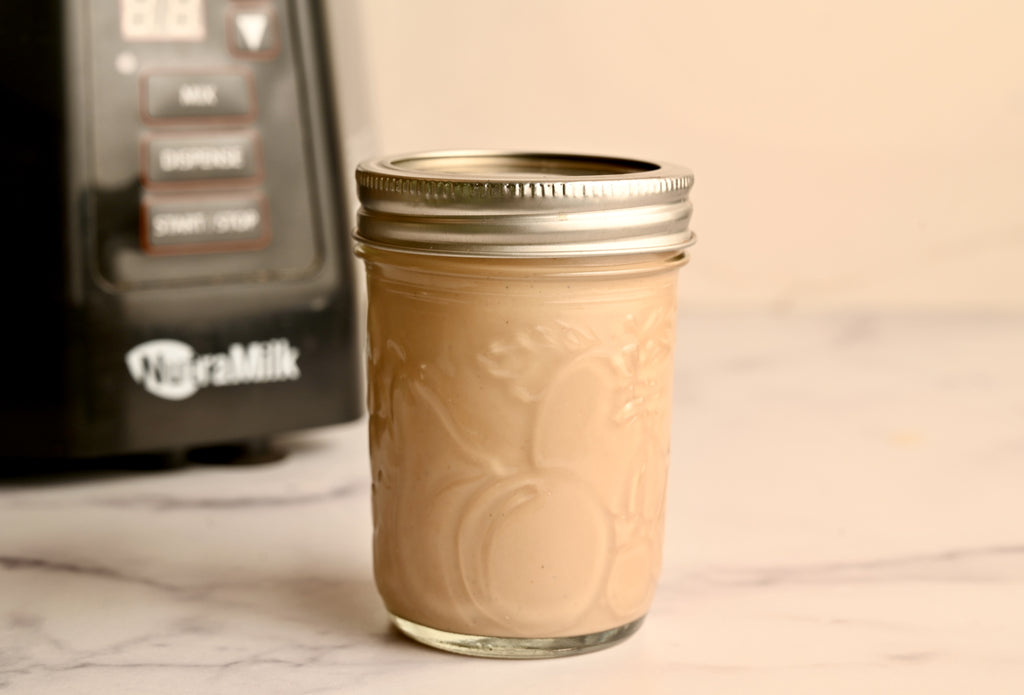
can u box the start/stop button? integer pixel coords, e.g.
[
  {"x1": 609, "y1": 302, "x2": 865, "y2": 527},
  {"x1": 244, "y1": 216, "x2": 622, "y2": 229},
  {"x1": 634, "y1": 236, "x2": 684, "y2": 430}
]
[{"x1": 141, "y1": 192, "x2": 270, "y2": 254}]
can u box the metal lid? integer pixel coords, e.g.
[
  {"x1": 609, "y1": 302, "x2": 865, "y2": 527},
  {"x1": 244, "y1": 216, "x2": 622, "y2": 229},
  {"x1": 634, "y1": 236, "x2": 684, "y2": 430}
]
[{"x1": 354, "y1": 150, "x2": 695, "y2": 258}]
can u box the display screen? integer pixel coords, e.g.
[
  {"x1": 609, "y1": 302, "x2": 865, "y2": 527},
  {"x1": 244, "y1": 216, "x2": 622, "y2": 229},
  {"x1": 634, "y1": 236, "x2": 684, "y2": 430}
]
[{"x1": 121, "y1": 0, "x2": 206, "y2": 42}]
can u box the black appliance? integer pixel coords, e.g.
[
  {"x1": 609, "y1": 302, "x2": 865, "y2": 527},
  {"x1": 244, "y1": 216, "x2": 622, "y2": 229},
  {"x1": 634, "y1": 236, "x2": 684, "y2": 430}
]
[{"x1": 0, "y1": 1, "x2": 363, "y2": 460}]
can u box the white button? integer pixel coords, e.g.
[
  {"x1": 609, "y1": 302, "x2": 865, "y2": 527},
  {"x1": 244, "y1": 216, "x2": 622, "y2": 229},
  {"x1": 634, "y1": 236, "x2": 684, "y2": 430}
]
[
  {"x1": 236, "y1": 13, "x2": 269, "y2": 51},
  {"x1": 230, "y1": 8, "x2": 278, "y2": 57}
]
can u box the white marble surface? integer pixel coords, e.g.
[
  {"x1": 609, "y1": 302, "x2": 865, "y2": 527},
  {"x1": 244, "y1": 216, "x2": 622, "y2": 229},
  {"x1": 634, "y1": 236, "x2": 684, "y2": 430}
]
[{"x1": 2, "y1": 314, "x2": 1023, "y2": 694}]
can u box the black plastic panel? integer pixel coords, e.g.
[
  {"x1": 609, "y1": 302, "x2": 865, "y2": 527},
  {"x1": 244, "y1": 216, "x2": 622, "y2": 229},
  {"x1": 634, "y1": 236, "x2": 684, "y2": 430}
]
[
  {"x1": 86, "y1": 0, "x2": 323, "y2": 288},
  {"x1": 0, "y1": 0, "x2": 363, "y2": 459}
]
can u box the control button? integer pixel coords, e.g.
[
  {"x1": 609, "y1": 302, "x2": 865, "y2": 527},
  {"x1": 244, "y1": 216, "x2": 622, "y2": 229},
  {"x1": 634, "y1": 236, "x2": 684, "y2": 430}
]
[
  {"x1": 143, "y1": 132, "x2": 261, "y2": 186},
  {"x1": 228, "y1": 5, "x2": 279, "y2": 59},
  {"x1": 142, "y1": 193, "x2": 270, "y2": 253},
  {"x1": 143, "y1": 72, "x2": 253, "y2": 121}
]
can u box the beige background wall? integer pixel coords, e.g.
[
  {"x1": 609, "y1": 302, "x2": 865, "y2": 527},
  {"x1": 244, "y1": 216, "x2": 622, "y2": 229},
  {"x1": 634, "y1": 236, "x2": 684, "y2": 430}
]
[{"x1": 332, "y1": 0, "x2": 1024, "y2": 311}]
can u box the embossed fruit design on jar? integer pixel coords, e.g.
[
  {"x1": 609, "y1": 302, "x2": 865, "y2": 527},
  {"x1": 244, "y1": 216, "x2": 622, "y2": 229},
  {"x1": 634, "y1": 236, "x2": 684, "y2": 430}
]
[{"x1": 354, "y1": 152, "x2": 695, "y2": 658}]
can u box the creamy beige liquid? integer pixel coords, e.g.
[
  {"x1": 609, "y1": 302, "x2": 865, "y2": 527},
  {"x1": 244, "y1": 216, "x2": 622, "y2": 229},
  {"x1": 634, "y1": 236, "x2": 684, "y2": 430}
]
[{"x1": 363, "y1": 249, "x2": 682, "y2": 638}]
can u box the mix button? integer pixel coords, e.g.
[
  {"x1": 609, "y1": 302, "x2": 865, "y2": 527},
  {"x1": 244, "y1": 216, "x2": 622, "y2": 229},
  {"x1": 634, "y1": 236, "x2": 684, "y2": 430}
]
[{"x1": 142, "y1": 72, "x2": 253, "y2": 122}]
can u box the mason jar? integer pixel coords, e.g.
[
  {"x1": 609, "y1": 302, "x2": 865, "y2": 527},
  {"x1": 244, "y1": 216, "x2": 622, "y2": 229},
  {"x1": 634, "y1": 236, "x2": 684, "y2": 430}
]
[{"x1": 354, "y1": 151, "x2": 695, "y2": 658}]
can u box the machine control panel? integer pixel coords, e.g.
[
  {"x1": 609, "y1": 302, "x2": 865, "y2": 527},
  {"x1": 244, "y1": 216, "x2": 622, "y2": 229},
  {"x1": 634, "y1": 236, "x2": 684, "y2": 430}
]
[{"x1": 86, "y1": 0, "x2": 325, "y2": 288}]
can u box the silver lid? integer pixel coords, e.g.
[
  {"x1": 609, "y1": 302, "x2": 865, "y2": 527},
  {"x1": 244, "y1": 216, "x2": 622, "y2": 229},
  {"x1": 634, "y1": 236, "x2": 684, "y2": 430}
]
[{"x1": 354, "y1": 150, "x2": 695, "y2": 258}]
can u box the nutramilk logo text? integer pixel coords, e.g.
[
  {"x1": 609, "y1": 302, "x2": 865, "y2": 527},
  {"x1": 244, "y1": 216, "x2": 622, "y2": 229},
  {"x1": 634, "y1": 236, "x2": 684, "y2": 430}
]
[{"x1": 125, "y1": 338, "x2": 301, "y2": 401}]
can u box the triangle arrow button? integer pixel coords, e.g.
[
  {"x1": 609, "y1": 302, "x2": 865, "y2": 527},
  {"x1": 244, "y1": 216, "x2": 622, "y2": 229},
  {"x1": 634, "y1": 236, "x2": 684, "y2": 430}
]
[{"x1": 231, "y1": 9, "x2": 277, "y2": 56}]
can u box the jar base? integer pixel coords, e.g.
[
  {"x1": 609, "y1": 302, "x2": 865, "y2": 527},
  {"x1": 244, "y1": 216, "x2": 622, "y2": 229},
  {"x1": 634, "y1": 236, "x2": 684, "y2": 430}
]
[{"x1": 389, "y1": 613, "x2": 645, "y2": 659}]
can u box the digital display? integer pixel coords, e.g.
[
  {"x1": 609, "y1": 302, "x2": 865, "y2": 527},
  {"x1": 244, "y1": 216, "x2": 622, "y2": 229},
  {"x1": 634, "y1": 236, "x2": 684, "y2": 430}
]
[{"x1": 121, "y1": 0, "x2": 206, "y2": 42}]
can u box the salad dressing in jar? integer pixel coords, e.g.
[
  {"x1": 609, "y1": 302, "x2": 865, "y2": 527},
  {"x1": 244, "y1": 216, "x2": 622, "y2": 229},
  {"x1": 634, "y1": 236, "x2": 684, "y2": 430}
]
[{"x1": 355, "y1": 151, "x2": 695, "y2": 658}]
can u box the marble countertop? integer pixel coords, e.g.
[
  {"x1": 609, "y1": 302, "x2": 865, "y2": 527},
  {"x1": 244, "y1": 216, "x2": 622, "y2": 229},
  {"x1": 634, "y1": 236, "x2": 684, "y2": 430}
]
[{"x1": 2, "y1": 314, "x2": 1022, "y2": 694}]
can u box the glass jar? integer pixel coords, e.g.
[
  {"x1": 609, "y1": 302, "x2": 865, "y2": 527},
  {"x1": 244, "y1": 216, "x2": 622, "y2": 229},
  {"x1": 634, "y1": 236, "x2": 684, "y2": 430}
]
[{"x1": 354, "y1": 151, "x2": 695, "y2": 658}]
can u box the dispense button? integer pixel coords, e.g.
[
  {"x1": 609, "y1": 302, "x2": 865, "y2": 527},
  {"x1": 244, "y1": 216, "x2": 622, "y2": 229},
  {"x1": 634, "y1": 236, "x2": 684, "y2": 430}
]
[
  {"x1": 142, "y1": 72, "x2": 253, "y2": 121},
  {"x1": 142, "y1": 193, "x2": 270, "y2": 253},
  {"x1": 143, "y1": 131, "x2": 261, "y2": 186}
]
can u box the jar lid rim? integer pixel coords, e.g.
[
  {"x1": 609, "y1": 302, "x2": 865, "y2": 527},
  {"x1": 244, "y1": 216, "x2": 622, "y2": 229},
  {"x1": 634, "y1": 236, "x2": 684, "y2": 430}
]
[
  {"x1": 355, "y1": 150, "x2": 695, "y2": 258},
  {"x1": 357, "y1": 150, "x2": 693, "y2": 199},
  {"x1": 361, "y1": 149, "x2": 689, "y2": 178}
]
